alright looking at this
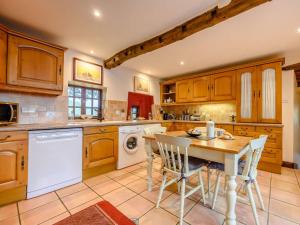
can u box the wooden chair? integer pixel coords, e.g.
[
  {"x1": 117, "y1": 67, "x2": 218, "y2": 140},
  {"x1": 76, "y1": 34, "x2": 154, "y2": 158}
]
[
  {"x1": 209, "y1": 135, "x2": 268, "y2": 225},
  {"x1": 155, "y1": 134, "x2": 207, "y2": 225}
]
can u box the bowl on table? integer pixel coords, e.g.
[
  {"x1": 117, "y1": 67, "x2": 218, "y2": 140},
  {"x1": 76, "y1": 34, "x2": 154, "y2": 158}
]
[{"x1": 186, "y1": 128, "x2": 202, "y2": 137}]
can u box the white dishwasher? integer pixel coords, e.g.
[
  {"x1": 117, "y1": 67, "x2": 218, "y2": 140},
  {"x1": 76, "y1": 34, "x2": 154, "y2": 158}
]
[{"x1": 28, "y1": 128, "x2": 82, "y2": 199}]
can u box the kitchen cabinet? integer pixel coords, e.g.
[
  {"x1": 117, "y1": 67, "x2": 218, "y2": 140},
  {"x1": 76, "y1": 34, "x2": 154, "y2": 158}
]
[
  {"x1": 210, "y1": 72, "x2": 236, "y2": 101},
  {"x1": 237, "y1": 62, "x2": 282, "y2": 123},
  {"x1": 0, "y1": 29, "x2": 7, "y2": 84},
  {"x1": 0, "y1": 24, "x2": 66, "y2": 95},
  {"x1": 176, "y1": 80, "x2": 192, "y2": 103},
  {"x1": 7, "y1": 34, "x2": 64, "y2": 91},
  {"x1": 0, "y1": 141, "x2": 27, "y2": 192},
  {"x1": 191, "y1": 76, "x2": 211, "y2": 102},
  {"x1": 83, "y1": 126, "x2": 118, "y2": 170}
]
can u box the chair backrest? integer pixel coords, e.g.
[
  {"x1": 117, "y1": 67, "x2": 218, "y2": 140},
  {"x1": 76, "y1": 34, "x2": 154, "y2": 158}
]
[
  {"x1": 241, "y1": 135, "x2": 268, "y2": 179},
  {"x1": 155, "y1": 134, "x2": 192, "y2": 175},
  {"x1": 144, "y1": 125, "x2": 167, "y2": 135}
]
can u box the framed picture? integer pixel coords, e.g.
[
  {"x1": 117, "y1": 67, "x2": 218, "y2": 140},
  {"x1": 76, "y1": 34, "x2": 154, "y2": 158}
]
[
  {"x1": 134, "y1": 76, "x2": 150, "y2": 93},
  {"x1": 73, "y1": 58, "x2": 103, "y2": 85}
]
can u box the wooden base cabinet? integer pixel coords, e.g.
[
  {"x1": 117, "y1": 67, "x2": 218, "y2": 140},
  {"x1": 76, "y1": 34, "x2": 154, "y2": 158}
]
[
  {"x1": 0, "y1": 131, "x2": 28, "y2": 205},
  {"x1": 83, "y1": 126, "x2": 118, "y2": 171}
]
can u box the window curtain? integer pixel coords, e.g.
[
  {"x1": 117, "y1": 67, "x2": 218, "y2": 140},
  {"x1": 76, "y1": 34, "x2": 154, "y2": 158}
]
[
  {"x1": 262, "y1": 69, "x2": 276, "y2": 119},
  {"x1": 241, "y1": 72, "x2": 252, "y2": 119}
]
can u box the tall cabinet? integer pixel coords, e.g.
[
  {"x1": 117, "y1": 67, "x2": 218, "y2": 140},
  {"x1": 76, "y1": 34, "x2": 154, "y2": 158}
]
[{"x1": 237, "y1": 61, "x2": 282, "y2": 124}]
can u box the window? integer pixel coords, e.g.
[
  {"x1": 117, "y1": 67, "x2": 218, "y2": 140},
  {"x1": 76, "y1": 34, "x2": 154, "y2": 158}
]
[{"x1": 68, "y1": 86, "x2": 102, "y2": 119}]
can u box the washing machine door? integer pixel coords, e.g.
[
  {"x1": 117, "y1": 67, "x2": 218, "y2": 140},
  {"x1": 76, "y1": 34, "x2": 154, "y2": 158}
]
[{"x1": 123, "y1": 134, "x2": 139, "y2": 154}]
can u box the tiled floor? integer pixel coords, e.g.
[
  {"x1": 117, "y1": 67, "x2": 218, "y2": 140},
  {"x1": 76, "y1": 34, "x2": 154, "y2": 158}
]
[{"x1": 0, "y1": 160, "x2": 300, "y2": 225}]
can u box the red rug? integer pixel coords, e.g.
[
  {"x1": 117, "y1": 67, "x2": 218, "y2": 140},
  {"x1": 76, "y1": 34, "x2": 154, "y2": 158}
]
[{"x1": 54, "y1": 201, "x2": 135, "y2": 225}]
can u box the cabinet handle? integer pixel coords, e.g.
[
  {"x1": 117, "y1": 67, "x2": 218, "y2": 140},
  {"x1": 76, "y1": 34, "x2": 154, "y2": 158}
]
[
  {"x1": 85, "y1": 147, "x2": 88, "y2": 158},
  {"x1": 0, "y1": 135, "x2": 11, "y2": 141},
  {"x1": 99, "y1": 128, "x2": 106, "y2": 133},
  {"x1": 253, "y1": 91, "x2": 256, "y2": 98},
  {"x1": 211, "y1": 85, "x2": 214, "y2": 90},
  {"x1": 59, "y1": 65, "x2": 62, "y2": 75},
  {"x1": 258, "y1": 90, "x2": 261, "y2": 98},
  {"x1": 21, "y1": 156, "x2": 25, "y2": 170},
  {"x1": 208, "y1": 85, "x2": 210, "y2": 91}
]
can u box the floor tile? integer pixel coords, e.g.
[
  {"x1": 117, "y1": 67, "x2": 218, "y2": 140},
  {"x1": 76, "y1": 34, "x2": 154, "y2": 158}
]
[
  {"x1": 122, "y1": 164, "x2": 142, "y2": 172},
  {"x1": 269, "y1": 199, "x2": 300, "y2": 223},
  {"x1": 84, "y1": 174, "x2": 111, "y2": 187},
  {"x1": 271, "y1": 188, "x2": 300, "y2": 206},
  {"x1": 256, "y1": 184, "x2": 271, "y2": 198},
  {"x1": 281, "y1": 168, "x2": 296, "y2": 178},
  {"x1": 235, "y1": 201, "x2": 268, "y2": 225},
  {"x1": 137, "y1": 161, "x2": 148, "y2": 167},
  {"x1": 0, "y1": 216, "x2": 19, "y2": 225},
  {"x1": 61, "y1": 188, "x2": 98, "y2": 210},
  {"x1": 184, "y1": 204, "x2": 225, "y2": 225},
  {"x1": 18, "y1": 192, "x2": 58, "y2": 213},
  {"x1": 160, "y1": 193, "x2": 196, "y2": 217},
  {"x1": 268, "y1": 214, "x2": 298, "y2": 225},
  {"x1": 140, "y1": 186, "x2": 173, "y2": 203},
  {"x1": 105, "y1": 169, "x2": 129, "y2": 179},
  {"x1": 272, "y1": 174, "x2": 298, "y2": 185},
  {"x1": 20, "y1": 200, "x2": 66, "y2": 225},
  {"x1": 39, "y1": 212, "x2": 70, "y2": 225},
  {"x1": 69, "y1": 197, "x2": 102, "y2": 215},
  {"x1": 126, "y1": 179, "x2": 149, "y2": 194},
  {"x1": 117, "y1": 195, "x2": 154, "y2": 219},
  {"x1": 0, "y1": 203, "x2": 18, "y2": 221},
  {"x1": 56, "y1": 182, "x2": 88, "y2": 198},
  {"x1": 257, "y1": 170, "x2": 272, "y2": 178},
  {"x1": 113, "y1": 173, "x2": 141, "y2": 185},
  {"x1": 131, "y1": 167, "x2": 148, "y2": 177},
  {"x1": 91, "y1": 179, "x2": 122, "y2": 195},
  {"x1": 102, "y1": 187, "x2": 137, "y2": 206},
  {"x1": 271, "y1": 178, "x2": 300, "y2": 194},
  {"x1": 139, "y1": 208, "x2": 178, "y2": 225},
  {"x1": 256, "y1": 175, "x2": 271, "y2": 187}
]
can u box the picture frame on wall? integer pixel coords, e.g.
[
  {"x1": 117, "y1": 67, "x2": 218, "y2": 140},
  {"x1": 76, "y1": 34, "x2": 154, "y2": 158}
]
[
  {"x1": 134, "y1": 76, "x2": 150, "y2": 93},
  {"x1": 73, "y1": 58, "x2": 103, "y2": 85}
]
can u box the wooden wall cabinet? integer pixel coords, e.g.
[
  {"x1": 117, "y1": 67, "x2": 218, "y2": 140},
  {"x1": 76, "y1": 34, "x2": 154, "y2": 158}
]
[
  {"x1": 236, "y1": 62, "x2": 282, "y2": 123},
  {"x1": 176, "y1": 80, "x2": 192, "y2": 103},
  {"x1": 191, "y1": 76, "x2": 211, "y2": 102},
  {"x1": 83, "y1": 126, "x2": 118, "y2": 170},
  {"x1": 0, "y1": 24, "x2": 66, "y2": 95},
  {"x1": 210, "y1": 72, "x2": 236, "y2": 101},
  {"x1": 0, "y1": 131, "x2": 28, "y2": 193}
]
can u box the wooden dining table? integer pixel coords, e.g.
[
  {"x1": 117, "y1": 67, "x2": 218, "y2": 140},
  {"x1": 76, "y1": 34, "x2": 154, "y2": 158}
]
[{"x1": 143, "y1": 131, "x2": 252, "y2": 225}]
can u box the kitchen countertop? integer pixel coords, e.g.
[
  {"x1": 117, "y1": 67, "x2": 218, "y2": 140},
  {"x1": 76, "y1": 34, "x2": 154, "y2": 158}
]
[
  {"x1": 0, "y1": 120, "x2": 162, "y2": 132},
  {"x1": 161, "y1": 120, "x2": 284, "y2": 127}
]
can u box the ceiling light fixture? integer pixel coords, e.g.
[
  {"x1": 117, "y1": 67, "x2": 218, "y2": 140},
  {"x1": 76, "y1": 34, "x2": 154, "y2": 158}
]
[
  {"x1": 93, "y1": 10, "x2": 101, "y2": 17},
  {"x1": 180, "y1": 61, "x2": 185, "y2": 66},
  {"x1": 297, "y1": 27, "x2": 300, "y2": 33},
  {"x1": 90, "y1": 50, "x2": 94, "y2": 54}
]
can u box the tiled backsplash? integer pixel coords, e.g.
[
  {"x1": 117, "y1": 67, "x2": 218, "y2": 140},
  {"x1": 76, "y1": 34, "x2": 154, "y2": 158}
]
[
  {"x1": 103, "y1": 100, "x2": 128, "y2": 121},
  {"x1": 163, "y1": 103, "x2": 236, "y2": 122},
  {"x1": 0, "y1": 93, "x2": 68, "y2": 124}
]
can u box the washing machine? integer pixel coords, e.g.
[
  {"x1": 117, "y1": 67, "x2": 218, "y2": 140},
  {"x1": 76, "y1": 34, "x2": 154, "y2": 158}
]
[{"x1": 117, "y1": 124, "x2": 161, "y2": 169}]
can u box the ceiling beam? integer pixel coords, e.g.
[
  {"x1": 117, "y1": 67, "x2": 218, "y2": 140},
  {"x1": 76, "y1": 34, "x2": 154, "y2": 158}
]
[
  {"x1": 104, "y1": 0, "x2": 272, "y2": 69},
  {"x1": 282, "y1": 62, "x2": 300, "y2": 71}
]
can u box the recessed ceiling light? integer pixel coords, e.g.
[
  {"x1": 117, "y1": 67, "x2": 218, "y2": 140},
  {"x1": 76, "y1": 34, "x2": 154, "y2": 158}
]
[
  {"x1": 93, "y1": 10, "x2": 101, "y2": 17},
  {"x1": 297, "y1": 27, "x2": 300, "y2": 33},
  {"x1": 180, "y1": 61, "x2": 185, "y2": 65},
  {"x1": 90, "y1": 50, "x2": 94, "y2": 54}
]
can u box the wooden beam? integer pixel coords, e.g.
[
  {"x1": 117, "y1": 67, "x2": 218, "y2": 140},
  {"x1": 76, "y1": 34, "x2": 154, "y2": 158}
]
[
  {"x1": 282, "y1": 62, "x2": 300, "y2": 71},
  {"x1": 104, "y1": 0, "x2": 272, "y2": 69}
]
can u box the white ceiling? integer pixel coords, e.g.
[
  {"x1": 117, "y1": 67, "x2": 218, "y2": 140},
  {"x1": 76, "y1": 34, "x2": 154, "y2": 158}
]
[{"x1": 0, "y1": 0, "x2": 300, "y2": 78}]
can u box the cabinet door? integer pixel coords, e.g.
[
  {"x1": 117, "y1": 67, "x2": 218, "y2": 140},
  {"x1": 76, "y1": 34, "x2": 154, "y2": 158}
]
[
  {"x1": 257, "y1": 62, "x2": 282, "y2": 123},
  {"x1": 236, "y1": 67, "x2": 258, "y2": 122},
  {"x1": 210, "y1": 72, "x2": 236, "y2": 101},
  {"x1": 191, "y1": 76, "x2": 210, "y2": 102},
  {"x1": 83, "y1": 132, "x2": 118, "y2": 169},
  {"x1": 7, "y1": 35, "x2": 64, "y2": 91},
  {"x1": 0, "y1": 141, "x2": 27, "y2": 192},
  {"x1": 176, "y1": 80, "x2": 192, "y2": 102},
  {"x1": 0, "y1": 29, "x2": 7, "y2": 84}
]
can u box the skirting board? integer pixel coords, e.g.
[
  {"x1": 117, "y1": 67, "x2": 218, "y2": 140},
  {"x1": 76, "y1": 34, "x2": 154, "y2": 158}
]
[{"x1": 282, "y1": 161, "x2": 298, "y2": 169}]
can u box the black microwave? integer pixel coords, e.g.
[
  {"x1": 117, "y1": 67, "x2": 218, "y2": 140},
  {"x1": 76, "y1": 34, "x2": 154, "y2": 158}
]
[{"x1": 0, "y1": 102, "x2": 18, "y2": 125}]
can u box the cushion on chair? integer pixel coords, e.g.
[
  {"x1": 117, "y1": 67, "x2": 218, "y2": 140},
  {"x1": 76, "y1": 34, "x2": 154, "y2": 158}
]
[
  {"x1": 180, "y1": 155, "x2": 208, "y2": 172},
  {"x1": 207, "y1": 159, "x2": 246, "y2": 175}
]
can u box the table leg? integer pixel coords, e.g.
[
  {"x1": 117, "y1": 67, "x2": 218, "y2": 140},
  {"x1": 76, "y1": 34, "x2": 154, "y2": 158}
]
[
  {"x1": 224, "y1": 154, "x2": 238, "y2": 225},
  {"x1": 145, "y1": 139, "x2": 153, "y2": 191}
]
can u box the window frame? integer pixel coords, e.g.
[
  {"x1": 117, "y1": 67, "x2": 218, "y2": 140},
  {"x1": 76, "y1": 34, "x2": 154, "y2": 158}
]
[{"x1": 68, "y1": 85, "x2": 102, "y2": 119}]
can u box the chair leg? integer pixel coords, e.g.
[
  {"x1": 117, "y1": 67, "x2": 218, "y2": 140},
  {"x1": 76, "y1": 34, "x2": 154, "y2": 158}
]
[
  {"x1": 179, "y1": 177, "x2": 186, "y2": 225},
  {"x1": 156, "y1": 173, "x2": 167, "y2": 208},
  {"x1": 254, "y1": 180, "x2": 265, "y2": 211},
  {"x1": 246, "y1": 183, "x2": 260, "y2": 225},
  {"x1": 224, "y1": 175, "x2": 228, "y2": 193},
  {"x1": 207, "y1": 168, "x2": 211, "y2": 200},
  {"x1": 211, "y1": 171, "x2": 221, "y2": 210},
  {"x1": 198, "y1": 169, "x2": 206, "y2": 205}
]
